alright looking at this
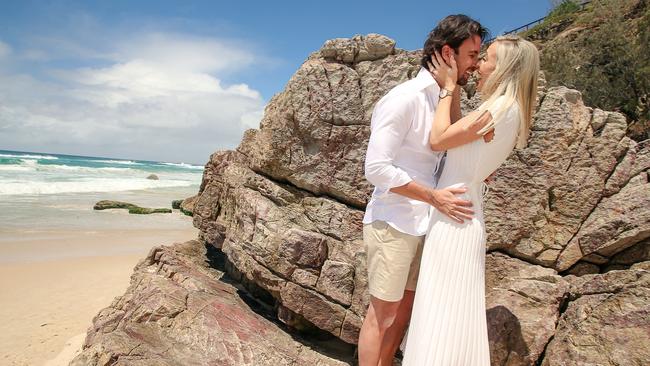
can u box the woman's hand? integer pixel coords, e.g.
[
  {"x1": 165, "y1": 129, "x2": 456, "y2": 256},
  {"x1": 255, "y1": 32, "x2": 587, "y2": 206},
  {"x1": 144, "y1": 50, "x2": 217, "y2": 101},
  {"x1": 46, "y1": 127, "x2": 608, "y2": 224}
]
[{"x1": 427, "y1": 50, "x2": 458, "y2": 90}]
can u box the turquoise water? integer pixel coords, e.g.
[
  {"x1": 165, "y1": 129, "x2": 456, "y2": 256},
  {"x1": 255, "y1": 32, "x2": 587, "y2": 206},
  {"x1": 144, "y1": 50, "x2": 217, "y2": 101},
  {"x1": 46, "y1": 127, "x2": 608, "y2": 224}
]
[
  {"x1": 0, "y1": 150, "x2": 203, "y2": 257},
  {"x1": 0, "y1": 149, "x2": 204, "y2": 195}
]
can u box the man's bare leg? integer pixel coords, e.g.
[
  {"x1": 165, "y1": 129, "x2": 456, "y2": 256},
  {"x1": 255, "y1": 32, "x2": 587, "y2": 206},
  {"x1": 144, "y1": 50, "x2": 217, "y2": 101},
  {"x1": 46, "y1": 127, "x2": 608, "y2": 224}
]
[
  {"x1": 358, "y1": 295, "x2": 402, "y2": 366},
  {"x1": 378, "y1": 290, "x2": 415, "y2": 366}
]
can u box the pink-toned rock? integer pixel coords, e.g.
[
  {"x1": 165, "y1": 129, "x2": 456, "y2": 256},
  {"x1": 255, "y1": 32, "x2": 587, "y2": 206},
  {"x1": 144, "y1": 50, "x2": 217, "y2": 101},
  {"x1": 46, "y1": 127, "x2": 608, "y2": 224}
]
[
  {"x1": 316, "y1": 260, "x2": 355, "y2": 306},
  {"x1": 541, "y1": 264, "x2": 650, "y2": 365},
  {"x1": 70, "y1": 241, "x2": 352, "y2": 365},
  {"x1": 485, "y1": 252, "x2": 569, "y2": 365},
  {"x1": 482, "y1": 86, "x2": 649, "y2": 272}
]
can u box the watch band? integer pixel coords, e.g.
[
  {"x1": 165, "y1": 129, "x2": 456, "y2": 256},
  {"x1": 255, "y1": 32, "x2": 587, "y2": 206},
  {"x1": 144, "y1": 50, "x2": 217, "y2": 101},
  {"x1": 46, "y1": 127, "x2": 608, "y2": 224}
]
[{"x1": 440, "y1": 88, "x2": 454, "y2": 99}]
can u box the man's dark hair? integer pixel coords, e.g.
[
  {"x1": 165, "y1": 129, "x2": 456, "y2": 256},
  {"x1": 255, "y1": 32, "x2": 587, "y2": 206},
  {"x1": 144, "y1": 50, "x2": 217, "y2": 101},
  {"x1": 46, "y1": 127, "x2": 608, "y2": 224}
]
[{"x1": 421, "y1": 14, "x2": 489, "y2": 69}]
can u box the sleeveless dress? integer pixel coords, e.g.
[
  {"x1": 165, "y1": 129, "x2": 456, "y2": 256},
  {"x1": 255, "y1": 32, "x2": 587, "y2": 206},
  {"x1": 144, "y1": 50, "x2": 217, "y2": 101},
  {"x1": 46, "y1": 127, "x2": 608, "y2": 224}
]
[{"x1": 401, "y1": 97, "x2": 520, "y2": 365}]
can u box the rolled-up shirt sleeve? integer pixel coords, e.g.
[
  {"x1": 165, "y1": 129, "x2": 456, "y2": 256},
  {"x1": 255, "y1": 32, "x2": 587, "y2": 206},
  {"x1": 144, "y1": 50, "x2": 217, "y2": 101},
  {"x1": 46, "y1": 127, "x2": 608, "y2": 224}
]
[{"x1": 364, "y1": 93, "x2": 416, "y2": 192}]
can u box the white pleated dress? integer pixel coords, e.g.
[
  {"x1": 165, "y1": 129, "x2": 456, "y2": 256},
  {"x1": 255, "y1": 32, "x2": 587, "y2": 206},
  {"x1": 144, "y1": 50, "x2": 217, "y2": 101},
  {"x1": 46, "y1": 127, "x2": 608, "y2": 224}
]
[{"x1": 401, "y1": 97, "x2": 520, "y2": 366}]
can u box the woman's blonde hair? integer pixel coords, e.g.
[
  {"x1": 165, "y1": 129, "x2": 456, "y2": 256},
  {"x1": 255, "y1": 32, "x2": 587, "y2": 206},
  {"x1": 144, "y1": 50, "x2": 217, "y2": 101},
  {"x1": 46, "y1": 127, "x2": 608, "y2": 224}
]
[{"x1": 477, "y1": 35, "x2": 540, "y2": 149}]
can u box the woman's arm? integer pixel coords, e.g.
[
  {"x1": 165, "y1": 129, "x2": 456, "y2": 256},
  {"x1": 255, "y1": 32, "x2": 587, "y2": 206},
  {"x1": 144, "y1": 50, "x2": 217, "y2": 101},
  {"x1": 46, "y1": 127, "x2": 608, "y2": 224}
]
[
  {"x1": 451, "y1": 87, "x2": 462, "y2": 123},
  {"x1": 427, "y1": 51, "x2": 493, "y2": 151},
  {"x1": 429, "y1": 98, "x2": 493, "y2": 151}
]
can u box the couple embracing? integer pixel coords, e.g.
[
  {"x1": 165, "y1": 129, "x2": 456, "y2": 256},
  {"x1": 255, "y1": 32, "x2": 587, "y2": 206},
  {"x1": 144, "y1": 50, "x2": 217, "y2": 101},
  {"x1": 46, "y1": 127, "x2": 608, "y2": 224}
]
[{"x1": 358, "y1": 14, "x2": 540, "y2": 366}]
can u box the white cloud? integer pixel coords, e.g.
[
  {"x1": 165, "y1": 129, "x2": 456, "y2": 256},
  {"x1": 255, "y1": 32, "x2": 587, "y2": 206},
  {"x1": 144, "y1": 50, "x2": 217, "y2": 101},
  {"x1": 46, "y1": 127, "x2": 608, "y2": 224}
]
[
  {"x1": 0, "y1": 40, "x2": 11, "y2": 59},
  {"x1": 21, "y1": 48, "x2": 50, "y2": 61},
  {"x1": 115, "y1": 33, "x2": 255, "y2": 73},
  {"x1": 240, "y1": 109, "x2": 264, "y2": 130},
  {"x1": 0, "y1": 30, "x2": 266, "y2": 164}
]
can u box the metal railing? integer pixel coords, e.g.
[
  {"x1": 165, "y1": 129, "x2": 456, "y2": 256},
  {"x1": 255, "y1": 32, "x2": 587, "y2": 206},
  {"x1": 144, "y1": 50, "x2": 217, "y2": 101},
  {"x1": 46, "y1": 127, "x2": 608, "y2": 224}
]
[{"x1": 485, "y1": 0, "x2": 591, "y2": 43}]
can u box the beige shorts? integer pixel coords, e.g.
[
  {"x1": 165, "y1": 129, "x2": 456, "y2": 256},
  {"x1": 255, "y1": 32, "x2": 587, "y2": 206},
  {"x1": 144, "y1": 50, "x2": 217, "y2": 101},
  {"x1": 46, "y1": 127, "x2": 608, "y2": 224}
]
[{"x1": 363, "y1": 220, "x2": 425, "y2": 302}]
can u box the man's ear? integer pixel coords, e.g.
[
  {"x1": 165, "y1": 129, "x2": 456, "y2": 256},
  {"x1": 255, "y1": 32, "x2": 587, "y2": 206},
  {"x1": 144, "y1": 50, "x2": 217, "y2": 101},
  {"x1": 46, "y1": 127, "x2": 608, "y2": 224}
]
[{"x1": 441, "y1": 45, "x2": 452, "y2": 64}]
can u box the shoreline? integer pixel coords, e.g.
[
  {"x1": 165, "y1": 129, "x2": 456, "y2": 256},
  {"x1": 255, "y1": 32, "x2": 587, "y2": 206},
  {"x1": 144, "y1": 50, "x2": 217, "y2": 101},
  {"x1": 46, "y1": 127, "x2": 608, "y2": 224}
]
[
  {"x1": 0, "y1": 226, "x2": 197, "y2": 264},
  {"x1": 0, "y1": 227, "x2": 198, "y2": 366}
]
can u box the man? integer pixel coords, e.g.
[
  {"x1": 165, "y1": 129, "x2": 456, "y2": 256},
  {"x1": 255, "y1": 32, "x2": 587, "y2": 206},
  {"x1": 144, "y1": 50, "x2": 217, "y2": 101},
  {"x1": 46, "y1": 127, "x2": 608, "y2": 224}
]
[{"x1": 358, "y1": 15, "x2": 489, "y2": 366}]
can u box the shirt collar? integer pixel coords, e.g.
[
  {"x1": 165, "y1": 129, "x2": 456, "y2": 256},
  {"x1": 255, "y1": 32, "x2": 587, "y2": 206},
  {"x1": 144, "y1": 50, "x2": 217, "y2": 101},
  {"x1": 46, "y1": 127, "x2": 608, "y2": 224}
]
[{"x1": 413, "y1": 67, "x2": 441, "y2": 94}]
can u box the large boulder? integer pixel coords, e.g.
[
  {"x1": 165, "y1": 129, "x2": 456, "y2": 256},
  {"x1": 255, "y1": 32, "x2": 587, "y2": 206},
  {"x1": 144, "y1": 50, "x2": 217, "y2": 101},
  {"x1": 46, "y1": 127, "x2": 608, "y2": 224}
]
[
  {"x1": 485, "y1": 252, "x2": 569, "y2": 365},
  {"x1": 71, "y1": 241, "x2": 353, "y2": 365},
  {"x1": 483, "y1": 87, "x2": 649, "y2": 273},
  {"x1": 541, "y1": 262, "x2": 650, "y2": 365},
  {"x1": 192, "y1": 150, "x2": 367, "y2": 343},
  {"x1": 236, "y1": 42, "x2": 422, "y2": 208},
  {"x1": 191, "y1": 38, "x2": 427, "y2": 342}
]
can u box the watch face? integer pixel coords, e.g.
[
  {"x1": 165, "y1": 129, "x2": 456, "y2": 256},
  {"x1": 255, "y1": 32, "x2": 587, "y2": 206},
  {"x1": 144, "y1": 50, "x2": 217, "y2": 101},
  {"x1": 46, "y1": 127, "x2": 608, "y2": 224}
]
[{"x1": 440, "y1": 89, "x2": 448, "y2": 98}]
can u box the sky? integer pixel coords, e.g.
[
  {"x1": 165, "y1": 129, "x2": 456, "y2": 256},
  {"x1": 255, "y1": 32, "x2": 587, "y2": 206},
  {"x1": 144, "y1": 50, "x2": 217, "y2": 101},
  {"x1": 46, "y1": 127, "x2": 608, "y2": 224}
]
[{"x1": 0, "y1": 0, "x2": 552, "y2": 165}]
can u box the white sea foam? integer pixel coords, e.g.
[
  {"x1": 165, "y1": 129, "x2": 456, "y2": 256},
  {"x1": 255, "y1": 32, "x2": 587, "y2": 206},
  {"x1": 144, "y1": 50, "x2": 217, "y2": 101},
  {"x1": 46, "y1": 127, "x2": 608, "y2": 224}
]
[
  {"x1": 161, "y1": 162, "x2": 204, "y2": 170},
  {"x1": 0, "y1": 165, "x2": 34, "y2": 172},
  {"x1": 21, "y1": 159, "x2": 38, "y2": 167},
  {"x1": 0, "y1": 159, "x2": 39, "y2": 171},
  {"x1": 92, "y1": 159, "x2": 142, "y2": 165},
  {"x1": 37, "y1": 164, "x2": 134, "y2": 173},
  {"x1": 0, "y1": 178, "x2": 196, "y2": 195},
  {"x1": 0, "y1": 162, "x2": 134, "y2": 173},
  {"x1": 0, "y1": 153, "x2": 59, "y2": 160}
]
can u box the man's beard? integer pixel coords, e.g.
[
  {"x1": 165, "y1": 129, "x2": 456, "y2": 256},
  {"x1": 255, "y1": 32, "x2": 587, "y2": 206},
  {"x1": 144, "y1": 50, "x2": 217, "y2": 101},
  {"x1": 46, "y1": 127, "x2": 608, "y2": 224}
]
[{"x1": 457, "y1": 73, "x2": 469, "y2": 86}]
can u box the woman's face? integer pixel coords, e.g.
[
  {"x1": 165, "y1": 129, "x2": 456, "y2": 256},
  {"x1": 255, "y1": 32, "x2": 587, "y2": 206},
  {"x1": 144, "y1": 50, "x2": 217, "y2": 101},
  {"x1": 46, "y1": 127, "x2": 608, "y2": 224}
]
[{"x1": 476, "y1": 43, "x2": 497, "y2": 92}]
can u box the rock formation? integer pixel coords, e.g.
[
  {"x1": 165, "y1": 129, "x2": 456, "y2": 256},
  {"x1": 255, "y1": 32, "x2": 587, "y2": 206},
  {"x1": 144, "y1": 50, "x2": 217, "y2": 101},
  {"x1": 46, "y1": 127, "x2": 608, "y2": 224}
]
[
  {"x1": 70, "y1": 241, "x2": 352, "y2": 366},
  {"x1": 171, "y1": 197, "x2": 197, "y2": 216},
  {"x1": 75, "y1": 34, "x2": 649, "y2": 365},
  {"x1": 179, "y1": 195, "x2": 197, "y2": 217},
  {"x1": 94, "y1": 200, "x2": 172, "y2": 214}
]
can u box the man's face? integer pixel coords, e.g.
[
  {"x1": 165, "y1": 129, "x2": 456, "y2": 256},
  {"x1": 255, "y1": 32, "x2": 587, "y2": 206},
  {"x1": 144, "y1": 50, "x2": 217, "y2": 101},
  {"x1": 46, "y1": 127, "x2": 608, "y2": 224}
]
[{"x1": 453, "y1": 34, "x2": 482, "y2": 86}]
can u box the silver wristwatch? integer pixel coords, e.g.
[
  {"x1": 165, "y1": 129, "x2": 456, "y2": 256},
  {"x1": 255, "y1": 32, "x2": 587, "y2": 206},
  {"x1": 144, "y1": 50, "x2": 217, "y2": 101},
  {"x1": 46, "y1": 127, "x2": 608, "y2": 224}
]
[{"x1": 439, "y1": 88, "x2": 454, "y2": 99}]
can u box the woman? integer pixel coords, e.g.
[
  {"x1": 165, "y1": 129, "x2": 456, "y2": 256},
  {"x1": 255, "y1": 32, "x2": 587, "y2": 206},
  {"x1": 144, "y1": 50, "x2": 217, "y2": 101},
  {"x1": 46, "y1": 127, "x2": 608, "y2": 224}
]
[{"x1": 401, "y1": 35, "x2": 540, "y2": 365}]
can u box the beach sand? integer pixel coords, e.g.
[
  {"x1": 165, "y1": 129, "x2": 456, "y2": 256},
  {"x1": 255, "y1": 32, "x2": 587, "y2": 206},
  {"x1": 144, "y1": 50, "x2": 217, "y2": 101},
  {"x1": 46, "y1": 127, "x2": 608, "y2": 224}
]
[{"x1": 0, "y1": 227, "x2": 198, "y2": 366}]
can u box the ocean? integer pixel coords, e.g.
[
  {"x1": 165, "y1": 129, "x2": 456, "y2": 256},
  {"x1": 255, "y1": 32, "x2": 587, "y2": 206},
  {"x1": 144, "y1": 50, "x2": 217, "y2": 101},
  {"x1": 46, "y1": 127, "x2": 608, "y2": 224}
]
[
  {"x1": 0, "y1": 149, "x2": 204, "y2": 262},
  {"x1": 0, "y1": 149, "x2": 204, "y2": 196}
]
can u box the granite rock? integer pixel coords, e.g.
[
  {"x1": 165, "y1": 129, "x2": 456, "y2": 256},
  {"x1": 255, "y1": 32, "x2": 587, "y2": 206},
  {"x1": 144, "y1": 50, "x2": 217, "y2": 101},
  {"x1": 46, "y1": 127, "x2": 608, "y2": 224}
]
[{"x1": 70, "y1": 241, "x2": 352, "y2": 366}]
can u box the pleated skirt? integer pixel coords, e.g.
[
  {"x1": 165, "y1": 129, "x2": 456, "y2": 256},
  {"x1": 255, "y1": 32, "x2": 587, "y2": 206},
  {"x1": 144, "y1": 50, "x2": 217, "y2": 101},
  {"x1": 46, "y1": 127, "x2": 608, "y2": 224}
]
[{"x1": 401, "y1": 211, "x2": 491, "y2": 366}]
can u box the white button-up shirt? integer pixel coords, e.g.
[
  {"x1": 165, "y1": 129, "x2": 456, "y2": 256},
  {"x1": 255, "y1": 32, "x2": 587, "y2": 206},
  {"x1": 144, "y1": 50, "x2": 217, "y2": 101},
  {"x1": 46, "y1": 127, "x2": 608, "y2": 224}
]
[{"x1": 363, "y1": 68, "x2": 445, "y2": 236}]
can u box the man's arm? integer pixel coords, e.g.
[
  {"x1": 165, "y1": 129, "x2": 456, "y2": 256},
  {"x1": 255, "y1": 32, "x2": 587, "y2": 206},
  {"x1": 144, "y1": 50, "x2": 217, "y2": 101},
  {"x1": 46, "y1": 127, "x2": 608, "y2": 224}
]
[
  {"x1": 365, "y1": 93, "x2": 474, "y2": 223},
  {"x1": 390, "y1": 181, "x2": 474, "y2": 223},
  {"x1": 364, "y1": 93, "x2": 418, "y2": 192}
]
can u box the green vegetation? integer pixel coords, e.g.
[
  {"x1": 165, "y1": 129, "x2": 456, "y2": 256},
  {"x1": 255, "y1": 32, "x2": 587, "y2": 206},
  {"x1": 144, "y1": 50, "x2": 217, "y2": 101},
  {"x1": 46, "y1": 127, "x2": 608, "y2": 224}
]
[
  {"x1": 524, "y1": 0, "x2": 649, "y2": 140},
  {"x1": 542, "y1": 0, "x2": 581, "y2": 25},
  {"x1": 128, "y1": 207, "x2": 172, "y2": 214},
  {"x1": 521, "y1": 1, "x2": 582, "y2": 39}
]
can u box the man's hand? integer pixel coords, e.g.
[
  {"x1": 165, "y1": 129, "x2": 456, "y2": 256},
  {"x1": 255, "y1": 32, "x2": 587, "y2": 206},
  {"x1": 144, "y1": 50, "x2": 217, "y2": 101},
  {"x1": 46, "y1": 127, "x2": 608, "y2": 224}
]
[
  {"x1": 427, "y1": 51, "x2": 458, "y2": 91},
  {"x1": 483, "y1": 128, "x2": 495, "y2": 142},
  {"x1": 389, "y1": 181, "x2": 474, "y2": 223},
  {"x1": 426, "y1": 187, "x2": 474, "y2": 224}
]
